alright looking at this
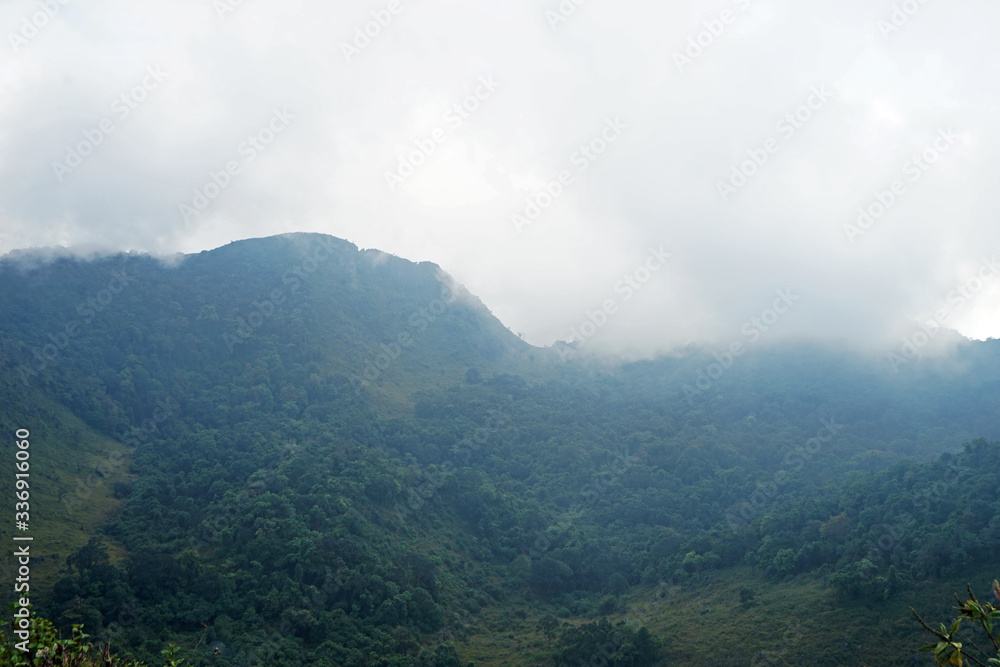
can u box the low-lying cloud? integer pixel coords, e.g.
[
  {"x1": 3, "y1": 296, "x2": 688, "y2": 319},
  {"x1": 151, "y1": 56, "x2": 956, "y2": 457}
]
[{"x1": 1, "y1": 0, "x2": 997, "y2": 358}]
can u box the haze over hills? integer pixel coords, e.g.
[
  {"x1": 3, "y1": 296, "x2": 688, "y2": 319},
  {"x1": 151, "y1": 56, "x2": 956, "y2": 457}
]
[{"x1": 1, "y1": 233, "x2": 999, "y2": 666}]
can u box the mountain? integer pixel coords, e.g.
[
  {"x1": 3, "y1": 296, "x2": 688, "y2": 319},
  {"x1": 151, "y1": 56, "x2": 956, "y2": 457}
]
[
  {"x1": 1, "y1": 233, "x2": 998, "y2": 666},
  {"x1": 1, "y1": 233, "x2": 540, "y2": 412}
]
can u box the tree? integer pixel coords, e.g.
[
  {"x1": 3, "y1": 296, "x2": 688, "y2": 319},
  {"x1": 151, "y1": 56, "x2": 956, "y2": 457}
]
[
  {"x1": 553, "y1": 618, "x2": 662, "y2": 667},
  {"x1": 771, "y1": 548, "x2": 797, "y2": 577},
  {"x1": 681, "y1": 551, "x2": 702, "y2": 573},
  {"x1": 530, "y1": 557, "x2": 574, "y2": 597},
  {"x1": 415, "y1": 642, "x2": 464, "y2": 667},
  {"x1": 608, "y1": 572, "x2": 629, "y2": 595},
  {"x1": 66, "y1": 538, "x2": 110, "y2": 572}
]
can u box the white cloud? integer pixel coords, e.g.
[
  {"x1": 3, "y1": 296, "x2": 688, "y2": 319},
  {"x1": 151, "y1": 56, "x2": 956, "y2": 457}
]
[{"x1": 1, "y1": 0, "x2": 998, "y2": 356}]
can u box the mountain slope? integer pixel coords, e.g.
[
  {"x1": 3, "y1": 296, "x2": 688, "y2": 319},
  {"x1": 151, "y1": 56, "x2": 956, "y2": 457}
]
[
  {"x1": 0, "y1": 233, "x2": 540, "y2": 415},
  {"x1": 1, "y1": 233, "x2": 998, "y2": 666}
]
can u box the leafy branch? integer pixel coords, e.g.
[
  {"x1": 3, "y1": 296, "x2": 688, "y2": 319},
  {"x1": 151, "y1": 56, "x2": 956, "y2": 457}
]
[{"x1": 911, "y1": 580, "x2": 1000, "y2": 667}]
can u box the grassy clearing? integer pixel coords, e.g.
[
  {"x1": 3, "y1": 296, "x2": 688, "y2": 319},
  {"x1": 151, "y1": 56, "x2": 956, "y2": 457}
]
[
  {"x1": 455, "y1": 565, "x2": 997, "y2": 666},
  {"x1": 1, "y1": 390, "x2": 132, "y2": 595}
]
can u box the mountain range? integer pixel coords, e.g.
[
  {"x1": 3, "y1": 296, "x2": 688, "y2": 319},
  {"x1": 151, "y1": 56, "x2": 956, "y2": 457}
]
[{"x1": 2, "y1": 232, "x2": 999, "y2": 666}]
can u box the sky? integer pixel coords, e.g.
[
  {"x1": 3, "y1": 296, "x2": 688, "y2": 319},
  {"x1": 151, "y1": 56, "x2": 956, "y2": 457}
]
[{"x1": 1, "y1": 0, "x2": 998, "y2": 359}]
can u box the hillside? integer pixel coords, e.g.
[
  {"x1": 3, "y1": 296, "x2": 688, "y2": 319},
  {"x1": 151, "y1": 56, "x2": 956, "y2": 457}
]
[{"x1": 1, "y1": 233, "x2": 999, "y2": 666}]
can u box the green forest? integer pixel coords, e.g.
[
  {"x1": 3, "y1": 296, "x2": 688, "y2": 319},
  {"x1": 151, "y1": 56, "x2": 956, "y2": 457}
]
[{"x1": 1, "y1": 234, "x2": 998, "y2": 666}]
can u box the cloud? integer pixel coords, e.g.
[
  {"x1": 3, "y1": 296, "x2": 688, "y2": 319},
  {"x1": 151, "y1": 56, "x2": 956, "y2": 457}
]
[{"x1": 1, "y1": 0, "x2": 998, "y2": 357}]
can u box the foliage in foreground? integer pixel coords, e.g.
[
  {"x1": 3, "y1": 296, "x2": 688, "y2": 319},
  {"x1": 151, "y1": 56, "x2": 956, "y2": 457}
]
[
  {"x1": 0, "y1": 611, "x2": 180, "y2": 666},
  {"x1": 911, "y1": 580, "x2": 1000, "y2": 667}
]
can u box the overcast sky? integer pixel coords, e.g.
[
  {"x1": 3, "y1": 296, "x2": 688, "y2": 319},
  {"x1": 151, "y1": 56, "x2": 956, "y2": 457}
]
[{"x1": 1, "y1": 0, "x2": 998, "y2": 358}]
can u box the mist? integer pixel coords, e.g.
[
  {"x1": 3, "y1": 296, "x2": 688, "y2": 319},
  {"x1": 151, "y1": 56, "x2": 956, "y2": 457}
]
[{"x1": 1, "y1": 0, "x2": 998, "y2": 359}]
